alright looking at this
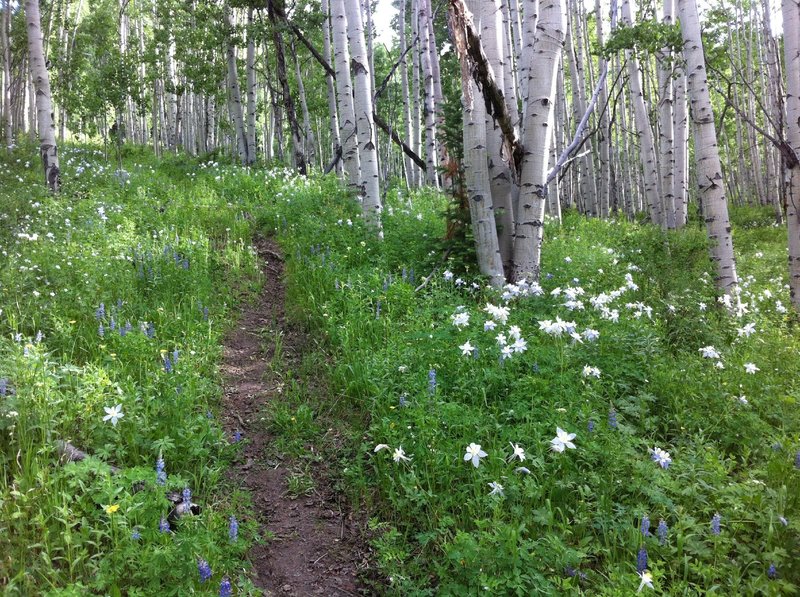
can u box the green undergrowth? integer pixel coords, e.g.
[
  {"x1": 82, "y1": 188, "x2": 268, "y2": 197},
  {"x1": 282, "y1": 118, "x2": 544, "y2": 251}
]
[
  {"x1": 254, "y1": 175, "x2": 800, "y2": 595},
  {"x1": 0, "y1": 145, "x2": 264, "y2": 595}
]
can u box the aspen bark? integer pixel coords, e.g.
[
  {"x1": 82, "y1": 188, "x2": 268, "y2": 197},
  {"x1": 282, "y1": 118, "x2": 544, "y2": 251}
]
[
  {"x1": 418, "y1": 0, "x2": 439, "y2": 187},
  {"x1": 321, "y1": 0, "x2": 341, "y2": 172},
  {"x1": 25, "y1": 0, "x2": 60, "y2": 191},
  {"x1": 622, "y1": 0, "x2": 663, "y2": 228},
  {"x1": 246, "y1": 8, "x2": 257, "y2": 164},
  {"x1": 2, "y1": 0, "x2": 11, "y2": 148},
  {"x1": 657, "y1": 0, "x2": 676, "y2": 228},
  {"x1": 673, "y1": 70, "x2": 689, "y2": 227},
  {"x1": 344, "y1": 0, "x2": 382, "y2": 236},
  {"x1": 782, "y1": 0, "x2": 800, "y2": 310},
  {"x1": 399, "y1": 0, "x2": 414, "y2": 187},
  {"x1": 224, "y1": 6, "x2": 249, "y2": 164},
  {"x1": 512, "y1": 0, "x2": 566, "y2": 281},
  {"x1": 679, "y1": 0, "x2": 739, "y2": 295},
  {"x1": 331, "y1": 0, "x2": 361, "y2": 187}
]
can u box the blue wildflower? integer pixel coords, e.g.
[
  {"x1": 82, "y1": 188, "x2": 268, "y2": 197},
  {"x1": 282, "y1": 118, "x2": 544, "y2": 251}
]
[
  {"x1": 608, "y1": 407, "x2": 618, "y2": 429},
  {"x1": 159, "y1": 517, "x2": 170, "y2": 533},
  {"x1": 131, "y1": 529, "x2": 141, "y2": 540},
  {"x1": 472, "y1": 347, "x2": 479, "y2": 360},
  {"x1": 35, "y1": 330, "x2": 43, "y2": 343},
  {"x1": 163, "y1": 356, "x2": 172, "y2": 373},
  {"x1": 375, "y1": 300, "x2": 381, "y2": 319},
  {"x1": 98, "y1": 324, "x2": 105, "y2": 338},
  {"x1": 564, "y1": 566, "x2": 576, "y2": 578},
  {"x1": 182, "y1": 487, "x2": 192, "y2": 506},
  {"x1": 0, "y1": 379, "x2": 7, "y2": 397},
  {"x1": 636, "y1": 547, "x2": 648, "y2": 573},
  {"x1": 233, "y1": 430, "x2": 242, "y2": 443},
  {"x1": 173, "y1": 349, "x2": 179, "y2": 364},
  {"x1": 657, "y1": 519, "x2": 668, "y2": 545},
  {"x1": 398, "y1": 393, "x2": 409, "y2": 408},
  {"x1": 795, "y1": 451, "x2": 800, "y2": 470},
  {"x1": 768, "y1": 564, "x2": 777, "y2": 579},
  {"x1": 229, "y1": 516, "x2": 239, "y2": 541},
  {"x1": 203, "y1": 307, "x2": 209, "y2": 321},
  {"x1": 219, "y1": 577, "x2": 232, "y2": 597},
  {"x1": 146, "y1": 322, "x2": 155, "y2": 339},
  {"x1": 711, "y1": 513, "x2": 721, "y2": 535},
  {"x1": 197, "y1": 558, "x2": 212, "y2": 583},
  {"x1": 640, "y1": 515, "x2": 651, "y2": 537},
  {"x1": 207, "y1": 410, "x2": 214, "y2": 419},
  {"x1": 156, "y1": 456, "x2": 167, "y2": 485},
  {"x1": 109, "y1": 317, "x2": 116, "y2": 331},
  {"x1": 587, "y1": 419, "x2": 595, "y2": 433},
  {"x1": 428, "y1": 369, "x2": 436, "y2": 395},
  {"x1": 182, "y1": 259, "x2": 189, "y2": 270},
  {"x1": 96, "y1": 303, "x2": 105, "y2": 320}
]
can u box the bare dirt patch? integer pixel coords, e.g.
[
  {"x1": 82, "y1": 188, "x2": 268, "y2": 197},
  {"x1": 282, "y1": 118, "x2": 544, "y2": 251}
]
[{"x1": 220, "y1": 237, "x2": 366, "y2": 596}]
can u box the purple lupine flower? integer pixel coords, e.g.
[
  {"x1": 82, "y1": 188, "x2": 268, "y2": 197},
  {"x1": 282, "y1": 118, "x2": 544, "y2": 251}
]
[
  {"x1": 146, "y1": 322, "x2": 155, "y2": 339},
  {"x1": 197, "y1": 558, "x2": 212, "y2": 583},
  {"x1": 203, "y1": 307, "x2": 209, "y2": 321},
  {"x1": 182, "y1": 259, "x2": 189, "y2": 270},
  {"x1": 608, "y1": 408, "x2": 618, "y2": 429},
  {"x1": 131, "y1": 529, "x2": 141, "y2": 540},
  {"x1": 182, "y1": 487, "x2": 192, "y2": 506},
  {"x1": 109, "y1": 317, "x2": 116, "y2": 331},
  {"x1": 96, "y1": 303, "x2": 105, "y2": 320},
  {"x1": 587, "y1": 420, "x2": 595, "y2": 433},
  {"x1": 636, "y1": 547, "x2": 648, "y2": 573},
  {"x1": 795, "y1": 451, "x2": 800, "y2": 470},
  {"x1": 233, "y1": 430, "x2": 242, "y2": 443},
  {"x1": 640, "y1": 515, "x2": 651, "y2": 537},
  {"x1": 156, "y1": 456, "x2": 167, "y2": 485},
  {"x1": 428, "y1": 369, "x2": 436, "y2": 395},
  {"x1": 98, "y1": 323, "x2": 105, "y2": 338},
  {"x1": 35, "y1": 330, "x2": 43, "y2": 343},
  {"x1": 229, "y1": 516, "x2": 239, "y2": 541},
  {"x1": 768, "y1": 564, "x2": 777, "y2": 579},
  {"x1": 163, "y1": 356, "x2": 172, "y2": 373},
  {"x1": 564, "y1": 566, "x2": 576, "y2": 578},
  {"x1": 219, "y1": 578, "x2": 232, "y2": 597},
  {"x1": 173, "y1": 349, "x2": 179, "y2": 364},
  {"x1": 398, "y1": 393, "x2": 409, "y2": 408},
  {"x1": 711, "y1": 513, "x2": 721, "y2": 535},
  {"x1": 0, "y1": 379, "x2": 7, "y2": 397},
  {"x1": 159, "y1": 517, "x2": 170, "y2": 533},
  {"x1": 657, "y1": 519, "x2": 668, "y2": 545}
]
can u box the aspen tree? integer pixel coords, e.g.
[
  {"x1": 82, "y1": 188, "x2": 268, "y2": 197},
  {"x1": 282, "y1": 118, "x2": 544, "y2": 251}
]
[{"x1": 782, "y1": 0, "x2": 800, "y2": 309}]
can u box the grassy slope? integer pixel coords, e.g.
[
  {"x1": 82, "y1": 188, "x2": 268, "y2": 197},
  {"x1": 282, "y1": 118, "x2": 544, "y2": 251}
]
[{"x1": 257, "y1": 179, "x2": 800, "y2": 595}]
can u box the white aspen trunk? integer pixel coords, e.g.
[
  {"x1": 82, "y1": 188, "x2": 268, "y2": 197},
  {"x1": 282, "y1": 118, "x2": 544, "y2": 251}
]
[
  {"x1": 321, "y1": 0, "x2": 341, "y2": 172},
  {"x1": 673, "y1": 70, "x2": 689, "y2": 227},
  {"x1": 762, "y1": 0, "x2": 784, "y2": 223},
  {"x1": 2, "y1": 0, "x2": 12, "y2": 148},
  {"x1": 165, "y1": 34, "x2": 178, "y2": 150},
  {"x1": 224, "y1": 6, "x2": 249, "y2": 164},
  {"x1": 480, "y1": 0, "x2": 516, "y2": 272},
  {"x1": 291, "y1": 40, "x2": 315, "y2": 169},
  {"x1": 399, "y1": 0, "x2": 413, "y2": 187},
  {"x1": 411, "y1": 0, "x2": 422, "y2": 187},
  {"x1": 331, "y1": 0, "x2": 361, "y2": 187},
  {"x1": 245, "y1": 7, "x2": 257, "y2": 164},
  {"x1": 418, "y1": 0, "x2": 439, "y2": 187},
  {"x1": 512, "y1": 0, "x2": 566, "y2": 281},
  {"x1": 460, "y1": 0, "x2": 505, "y2": 286},
  {"x1": 343, "y1": 0, "x2": 383, "y2": 236},
  {"x1": 507, "y1": 0, "x2": 523, "y2": 73},
  {"x1": 518, "y1": 0, "x2": 539, "y2": 131},
  {"x1": 622, "y1": 0, "x2": 663, "y2": 228},
  {"x1": 500, "y1": 0, "x2": 520, "y2": 126},
  {"x1": 594, "y1": 0, "x2": 611, "y2": 218},
  {"x1": 24, "y1": 0, "x2": 59, "y2": 191},
  {"x1": 657, "y1": 0, "x2": 676, "y2": 228},
  {"x1": 679, "y1": 0, "x2": 739, "y2": 295},
  {"x1": 782, "y1": 0, "x2": 800, "y2": 310},
  {"x1": 425, "y1": 0, "x2": 449, "y2": 186}
]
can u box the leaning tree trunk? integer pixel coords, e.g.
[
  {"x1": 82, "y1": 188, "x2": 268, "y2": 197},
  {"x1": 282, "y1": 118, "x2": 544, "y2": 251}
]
[
  {"x1": 512, "y1": 0, "x2": 566, "y2": 281},
  {"x1": 343, "y1": 0, "x2": 382, "y2": 236},
  {"x1": 782, "y1": 0, "x2": 800, "y2": 310},
  {"x1": 24, "y1": 0, "x2": 60, "y2": 191},
  {"x1": 679, "y1": 0, "x2": 739, "y2": 295},
  {"x1": 331, "y1": 0, "x2": 361, "y2": 187}
]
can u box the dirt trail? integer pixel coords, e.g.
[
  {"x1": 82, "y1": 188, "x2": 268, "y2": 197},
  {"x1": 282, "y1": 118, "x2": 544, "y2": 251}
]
[{"x1": 220, "y1": 238, "x2": 364, "y2": 596}]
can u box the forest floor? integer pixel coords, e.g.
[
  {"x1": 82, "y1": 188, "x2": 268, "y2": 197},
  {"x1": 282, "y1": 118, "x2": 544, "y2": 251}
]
[{"x1": 220, "y1": 237, "x2": 365, "y2": 596}]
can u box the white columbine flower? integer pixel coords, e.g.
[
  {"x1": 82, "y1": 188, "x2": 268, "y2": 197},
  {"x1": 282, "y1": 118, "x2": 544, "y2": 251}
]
[
  {"x1": 484, "y1": 320, "x2": 497, "y2": 331},
  {"x1": 443, "y1": 270, "x2": 454, "y2": 281},
  {"x1": 744, "y1": 362, "x2": 759, "y2": 374},
  {"x1": 582, "y1": 365, "x2": 601, "y2": 378},
  {"x1": 464, "y1": 443, "x2": 488, "y2": 467},
  {"x1": 508, "y1": 325, "x2": 522, "y2": 340},
  {"x1": 459, "y1": 341, "x2": 474, "y2": 356},
  {"x1": 637, "y1": 571, "x2": 654, "y2": 593},
  {"x1": 488, "y1": 481, "x2": 505, "y2": 496},
  {"x1": 512, "y1": 338, "x2": 527, "y2": 353},
  {"x1": 650, "y1": 447, "x2": 672, "y2": 469},
  {"x1": 103, "y1": 404, "x2": 124, "y2": 426},
  {"x1": 582, "y1": 328, "x2": 600, "y2": 342},
  {"x1": 509, "y1": 443, "x2": 526, "y2": 462},
  {"x1": 550, "y1": 428, "x2": 576, "y2": 453},
  {"x1": 501, "y1": 345, "x2": 514, "y2": 360},
  {"x1": 737, "y1": 323, "x2": 756, "y2": 337},
  {"x1": 451, "y1": 311, "x2": 470, "y2": 328},
  {"x1": 699, "y1": 346, "x2": 720, "y2": 359},
  {"x1": 484, "y1": 303, "x2": 510, "y2": 325},
  {"x1": 393, "y1": 446, "x2": 411, "y2": 462},
  {"x1": 374, "y1": 444, "x2": 390, "y2": 452},
  {"x1": 514, "y1": 466, "x2": 531, "y2": 474}
]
